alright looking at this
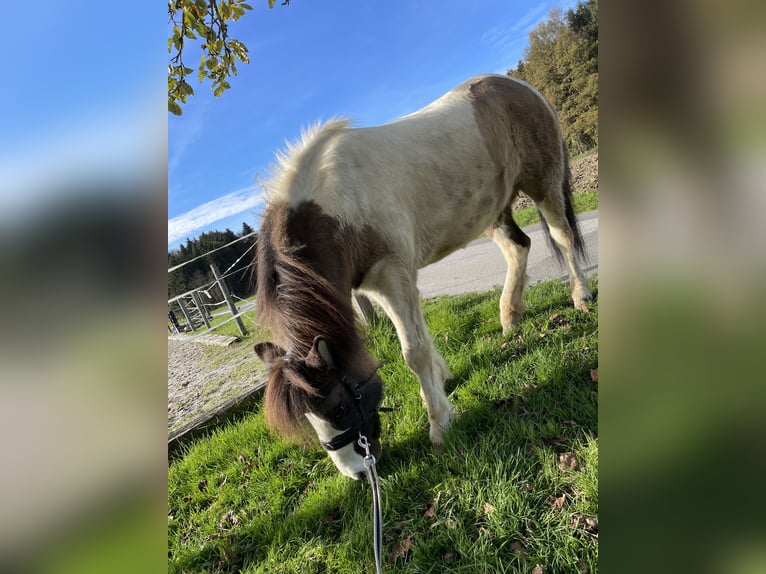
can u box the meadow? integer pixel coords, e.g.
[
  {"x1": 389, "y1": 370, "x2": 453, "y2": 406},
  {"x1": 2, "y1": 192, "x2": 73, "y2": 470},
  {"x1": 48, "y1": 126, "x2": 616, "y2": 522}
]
[{"x1": 169, "y1": 277, "x2": 598, "y2": 573}]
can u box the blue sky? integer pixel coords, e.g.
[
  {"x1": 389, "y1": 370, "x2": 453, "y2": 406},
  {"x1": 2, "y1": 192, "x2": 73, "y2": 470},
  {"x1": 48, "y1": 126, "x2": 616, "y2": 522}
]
[{"x1": 168, "y1": 0, "x2": 580, "y2": 249}]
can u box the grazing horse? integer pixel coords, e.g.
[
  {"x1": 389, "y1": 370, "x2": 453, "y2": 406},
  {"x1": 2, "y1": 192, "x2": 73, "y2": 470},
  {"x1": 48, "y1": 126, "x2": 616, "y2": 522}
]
[{"x1": 253, "y1": 74, "x2": 591, "y2": 479}]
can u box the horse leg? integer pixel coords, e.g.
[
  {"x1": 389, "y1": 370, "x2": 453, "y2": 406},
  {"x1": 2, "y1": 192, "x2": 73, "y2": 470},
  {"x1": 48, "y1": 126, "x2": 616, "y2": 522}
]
[
  {"x1": 363, "y1": 263, "x2": 453, "y2": 448},
  {"x1": 536, "y1": 197, "x2": 593, "y2": 310},
  {"x1": 488, "y1": 209, "x2": 531, "y2": 334}
]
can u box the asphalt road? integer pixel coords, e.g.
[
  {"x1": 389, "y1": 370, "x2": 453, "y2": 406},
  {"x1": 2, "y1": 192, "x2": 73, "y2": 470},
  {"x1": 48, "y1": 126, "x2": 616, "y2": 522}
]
[{"x1": 417, "y1": 210, "x2": 598, "y2": 298}]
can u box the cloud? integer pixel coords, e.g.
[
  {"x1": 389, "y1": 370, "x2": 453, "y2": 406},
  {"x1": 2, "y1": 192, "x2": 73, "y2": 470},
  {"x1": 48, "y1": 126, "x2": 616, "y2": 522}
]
[
  {"x1": 168, "y1": 185, "x2": 266, "y2": 245},
  {"x1": 168, "y1": 101, "x2": 208, "y2": 178},
  {"x1": 481, "y1": 2, "x2": 549, "y2": 54},
  {"x1": 512, "y1": 2, "x2": 549, "y2": 33}
]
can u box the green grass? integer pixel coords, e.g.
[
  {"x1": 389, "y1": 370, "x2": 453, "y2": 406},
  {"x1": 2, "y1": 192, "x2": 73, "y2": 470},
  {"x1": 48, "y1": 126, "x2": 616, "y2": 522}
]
[
  {"x1": 512, "y1": 189, "x2": 599, "y2": 229},
  {"x1": 168, "y1": 277, "x2": 598, "y2": 573}
]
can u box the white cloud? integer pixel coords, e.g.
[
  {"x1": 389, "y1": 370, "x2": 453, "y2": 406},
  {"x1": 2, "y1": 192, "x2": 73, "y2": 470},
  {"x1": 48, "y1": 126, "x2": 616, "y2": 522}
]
[
  {"x1": 167, "y1": 185, "x2": 267, "y2": 244},
  {"x1": 511, "y1": 2, "x2": 549, "y2": 33},
  {"x1": 481, "y1": 3, "x2": 550, "y2": 54}
]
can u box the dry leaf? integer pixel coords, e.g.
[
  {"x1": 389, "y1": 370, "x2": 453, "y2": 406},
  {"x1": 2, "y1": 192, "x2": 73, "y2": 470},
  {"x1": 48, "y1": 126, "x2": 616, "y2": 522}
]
[
  {"x1": 580, "y1": 304, "x2": 590, "y2": 313},
  {"x1": 549, "y1": 494, "x2": 566, "y2": 510},
  {"x1": 558, "y1": 452, "x2": 580, "y2": 472},
  {"x1": 444, "y1": 332, "x2": 449, "y2": 343},
  {"x1": 510, "y1": 541, "x2": 526, "y2": 554},
  {"x1": 532, "y1": 565, "x2": 545, "y2": 574},
  {"x1": 424, "y1": 502, "x2": 436, "y2": 519},
  {"x1": 500, "y1": 341, "x2": 510, "y2": 350},
  {"x1": 483, "y1": 502, "x2": 495, "y2": 515},
  {"x1": 198, "y1": 479, "x2": 208, "y2": 492},
  {"x1": 443, "y1": 551, "x2": 455, "y2": 564},
  {"x1": 217, "y1": 510, "x2": 240, "y2": 530},
  {"x1": 590, "y1": 368, "x2": 598, "y2": 382},
  {"x1": 549, "y1": 313, "x2": 559, "y2": 321},
  {"x1": 572, "y1": 514, "x2": 598, "y2": 534},
  {"x1": 446, "y1": 518, "x2": 457, "y2": 529},
  {"x1": 387, "y1": 535, "x2": 413, "y2": 564}
]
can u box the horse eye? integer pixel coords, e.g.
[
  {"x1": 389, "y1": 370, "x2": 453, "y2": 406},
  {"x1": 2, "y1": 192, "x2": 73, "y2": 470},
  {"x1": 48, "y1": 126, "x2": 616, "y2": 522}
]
[{"x1": 334, "y1": 403, "x2": 346, "y2": 422}]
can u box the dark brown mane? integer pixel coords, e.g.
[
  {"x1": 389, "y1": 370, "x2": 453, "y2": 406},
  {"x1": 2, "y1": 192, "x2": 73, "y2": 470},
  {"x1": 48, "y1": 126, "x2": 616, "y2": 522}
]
[
  {"x1": 255, "y1": 201, "x2": 373, "y2": 437},
  {"x1": 262, "y1": 361, "x2": 319, "y2": 442},
  {"x1": 255, "y1": 202, "x2": 364, "y2": 363}
]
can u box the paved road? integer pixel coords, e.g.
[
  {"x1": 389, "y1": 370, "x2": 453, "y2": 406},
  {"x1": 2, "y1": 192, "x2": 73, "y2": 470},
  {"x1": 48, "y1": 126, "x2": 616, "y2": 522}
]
[{"x1": 417, "y1": 210, "x2": 598, "y2": 298}]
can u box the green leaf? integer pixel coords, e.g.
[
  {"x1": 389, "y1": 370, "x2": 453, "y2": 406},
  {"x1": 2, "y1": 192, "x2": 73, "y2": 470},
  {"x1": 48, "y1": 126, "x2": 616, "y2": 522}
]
[
  {"x1": 241, "y1": 3, "x2": 253, "y2": 10},
  {"x1": 168, "y1": 99, "x2": 183, "y2": 115},
  {"x1": 268, "y1": 0, "x2": 276, "y2": 8},
  {"x1": 213, "y1": 83, "x2": 226, "y2": 97}
]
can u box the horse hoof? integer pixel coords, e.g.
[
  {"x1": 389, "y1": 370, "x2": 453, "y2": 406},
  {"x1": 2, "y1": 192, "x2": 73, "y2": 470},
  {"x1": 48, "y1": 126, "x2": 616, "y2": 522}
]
[{"x1": 501, "y1": 312, "x2": 523, "y2": 334}]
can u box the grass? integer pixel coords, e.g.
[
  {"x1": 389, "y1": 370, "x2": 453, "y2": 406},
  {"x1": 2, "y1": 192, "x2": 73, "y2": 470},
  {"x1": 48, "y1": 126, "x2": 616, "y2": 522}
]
[
  {"x1": 168, "y1": 276, "x2": 598, "y2": 573},
  {"x1": 512, "y1": 189, "x2": 599, "y2": 229}
]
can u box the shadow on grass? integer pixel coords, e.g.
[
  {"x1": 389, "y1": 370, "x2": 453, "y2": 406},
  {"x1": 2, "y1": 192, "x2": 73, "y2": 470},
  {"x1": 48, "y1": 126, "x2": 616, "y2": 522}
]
[{"x1": 170, "y1": 280, "x2": 597, "y2": 573}]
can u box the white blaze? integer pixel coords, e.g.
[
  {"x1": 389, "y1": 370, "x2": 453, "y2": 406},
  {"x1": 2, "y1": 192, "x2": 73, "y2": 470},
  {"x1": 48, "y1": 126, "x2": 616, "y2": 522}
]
[{"x1": 304, "y1": 412, "x2": 366, "y2": 479}]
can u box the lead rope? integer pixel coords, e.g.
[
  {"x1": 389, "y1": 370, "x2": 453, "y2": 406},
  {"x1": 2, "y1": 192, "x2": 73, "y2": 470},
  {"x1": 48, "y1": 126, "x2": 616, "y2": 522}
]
[{"x1": 358, "y1": 434, "x2": 383, "y2": 574}]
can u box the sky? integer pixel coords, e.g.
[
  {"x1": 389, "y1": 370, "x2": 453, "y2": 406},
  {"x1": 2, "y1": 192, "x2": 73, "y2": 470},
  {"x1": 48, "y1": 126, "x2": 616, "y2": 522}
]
[{"x1": 167, "y1": 0, "x2": 580, "y2": 250}]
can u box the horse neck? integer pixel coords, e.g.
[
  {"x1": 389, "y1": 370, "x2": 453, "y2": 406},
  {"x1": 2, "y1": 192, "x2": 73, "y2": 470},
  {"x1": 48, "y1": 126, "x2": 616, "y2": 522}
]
[{"x1": 260, "y1": 201, "x2": 366, "y2": 364}]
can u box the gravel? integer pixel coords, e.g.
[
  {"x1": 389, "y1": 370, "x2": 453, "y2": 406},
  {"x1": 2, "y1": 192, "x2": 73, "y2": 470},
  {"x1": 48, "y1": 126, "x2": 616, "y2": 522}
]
[{"x1": 167, "y1": 337, "x2": 265, "y2": 434}]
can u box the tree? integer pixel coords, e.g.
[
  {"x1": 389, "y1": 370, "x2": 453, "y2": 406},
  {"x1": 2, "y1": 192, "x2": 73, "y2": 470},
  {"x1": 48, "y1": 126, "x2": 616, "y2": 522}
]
[
  {"x1": 168, "y1": 0, "x2": 288, "y2": 115},
  {"x1": 508, "y1": 1, "x2": 599, "y2": 154},
  {"x1": 168, "y1": 224, "x2": 258, "y2": 301}
]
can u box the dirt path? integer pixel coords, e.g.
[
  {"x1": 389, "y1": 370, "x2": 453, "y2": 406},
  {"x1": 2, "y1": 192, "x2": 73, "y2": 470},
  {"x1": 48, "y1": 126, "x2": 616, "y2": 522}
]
[{"x1": 167, "y1": 337, "x2": 265, "y2": 434}]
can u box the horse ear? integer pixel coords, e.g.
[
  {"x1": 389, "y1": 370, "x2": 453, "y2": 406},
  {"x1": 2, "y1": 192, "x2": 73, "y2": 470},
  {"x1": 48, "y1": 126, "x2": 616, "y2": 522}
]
[
  {"x1": 306, "y1": 336, "x2": 334, "y2": 370},
  {"x1": 254, "y1": 342, "x2": 286, "y2": 369}
]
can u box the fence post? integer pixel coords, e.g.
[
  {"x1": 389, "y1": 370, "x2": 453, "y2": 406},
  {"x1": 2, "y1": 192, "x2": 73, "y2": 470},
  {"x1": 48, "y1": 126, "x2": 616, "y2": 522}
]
[
  {"x1": 177, "y1": 298, "x2": 195, "y2": 331},
  {"x1": 211, "y1": 263, "x2": 248, "y2": 336},
  {"x1": 191, "y1": 290, "x2": 212, "y2": 329}
]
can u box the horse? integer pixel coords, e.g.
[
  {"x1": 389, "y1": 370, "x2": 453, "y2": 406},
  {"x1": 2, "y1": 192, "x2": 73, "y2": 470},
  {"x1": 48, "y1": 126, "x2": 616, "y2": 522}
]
[{"x1": 253, "y1": 74, "x2": 592, "y2": 479}]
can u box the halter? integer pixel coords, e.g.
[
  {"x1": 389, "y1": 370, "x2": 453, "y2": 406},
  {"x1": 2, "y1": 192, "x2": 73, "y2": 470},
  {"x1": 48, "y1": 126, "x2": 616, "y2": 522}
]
[{"x1": 319, "y1": 370, "x2": 379, "y2": 452}]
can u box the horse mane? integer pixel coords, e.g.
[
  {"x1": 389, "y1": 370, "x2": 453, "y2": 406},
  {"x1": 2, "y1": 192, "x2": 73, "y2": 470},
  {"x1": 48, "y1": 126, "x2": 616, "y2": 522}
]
[
  {"x1": 256, "y1": 204, "x2": 363, "y2": 361},
  {"x1": 262, "y1": 361, "x2": 319, "y2": 443},
  {"x1": 268, "y1": 118, "x2": 353, "y2": 204},
  {"x1": 255, "y1": 200, "x2": 369, "y2": 438}
]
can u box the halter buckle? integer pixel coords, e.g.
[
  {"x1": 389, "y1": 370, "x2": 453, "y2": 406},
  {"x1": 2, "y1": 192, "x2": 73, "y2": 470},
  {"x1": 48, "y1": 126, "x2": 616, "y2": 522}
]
[{"x1": 358, "y1": 433, "x2": 376, "y2": 468}]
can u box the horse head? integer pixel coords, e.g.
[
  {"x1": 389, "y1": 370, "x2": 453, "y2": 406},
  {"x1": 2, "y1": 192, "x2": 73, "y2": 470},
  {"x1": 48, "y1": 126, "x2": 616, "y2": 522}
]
[{"x1": 255, "y1": 336, "x2": 384, "y2": 479}]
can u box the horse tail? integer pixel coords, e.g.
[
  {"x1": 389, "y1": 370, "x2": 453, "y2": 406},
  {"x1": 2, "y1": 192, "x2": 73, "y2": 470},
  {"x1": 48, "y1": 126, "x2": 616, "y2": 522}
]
[{"x1": 537, "y1": 143, "x2": 587, "y2": 264}]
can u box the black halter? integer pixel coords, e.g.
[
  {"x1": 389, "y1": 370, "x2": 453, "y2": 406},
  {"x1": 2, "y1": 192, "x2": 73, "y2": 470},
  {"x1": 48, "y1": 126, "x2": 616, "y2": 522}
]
[{"x1": 320, "y1": 371, "x2": 380, "y2": 452}]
